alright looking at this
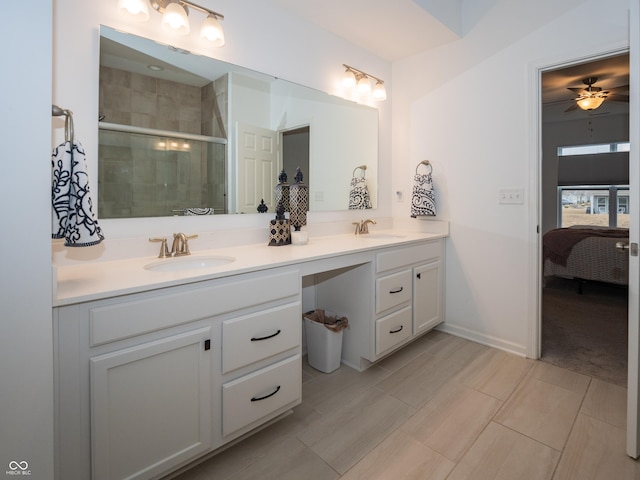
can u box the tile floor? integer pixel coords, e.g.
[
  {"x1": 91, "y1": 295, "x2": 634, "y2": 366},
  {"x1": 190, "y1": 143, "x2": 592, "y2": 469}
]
[{"x1": 169, "y1": 331, "x2": 638, "y2": 480}]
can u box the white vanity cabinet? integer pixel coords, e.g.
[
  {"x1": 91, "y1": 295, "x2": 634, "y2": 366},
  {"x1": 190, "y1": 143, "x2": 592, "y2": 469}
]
[
  {"x1": 375, "y1": 240, "x2": 444, "y2": 355},
  {"x1": 313, "y1": 238, "x2": 445, "y2": 371},
  {"x1": 54, "y1": 267, "x2": 301, "y2": 480}
]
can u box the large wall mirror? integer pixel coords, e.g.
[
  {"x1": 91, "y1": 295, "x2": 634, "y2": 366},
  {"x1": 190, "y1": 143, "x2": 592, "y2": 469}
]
[{"x1": 98, "y1": 26, "x2": 378, "y2": 219}]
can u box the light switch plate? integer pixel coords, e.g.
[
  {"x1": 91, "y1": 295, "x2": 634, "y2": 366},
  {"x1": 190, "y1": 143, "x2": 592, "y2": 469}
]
[{"x1": 499, "y1": 188, "x2": 525, "y2": 205}]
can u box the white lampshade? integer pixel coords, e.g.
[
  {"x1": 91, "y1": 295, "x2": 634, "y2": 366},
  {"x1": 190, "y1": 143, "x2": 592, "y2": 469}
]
[
  {"x1": 162, "y1": 1, "x2": 190, "y2": 35},
  {"x1": 372, "y1": 81, "x2": 387, "y2": 101},
  {"x1": 577, "y1": 96, "x2": 605, "y2": 110},
  {"x1": 117, "y1": 0, "x2": 149, "y2": 21},
  {"x1": 342, "y1": 69, "x2": 357, "y2": 88},
  {"x1": 201, "y1": 15, "x2": 225, "y2": 46},
  {"x1": 357, "y1": 76, "x2": 371, "y2": 94}
]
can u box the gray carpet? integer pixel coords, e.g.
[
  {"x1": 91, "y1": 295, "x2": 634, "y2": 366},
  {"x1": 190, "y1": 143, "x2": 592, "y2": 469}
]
[{"x1": 541, "y1": 277, "x2": 628, "y2": 387}]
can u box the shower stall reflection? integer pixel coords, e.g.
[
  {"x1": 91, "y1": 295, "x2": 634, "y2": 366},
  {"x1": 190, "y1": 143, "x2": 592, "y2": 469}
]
[{"x1": 98, "y1": 128, "x2": 226, "y2": 218}]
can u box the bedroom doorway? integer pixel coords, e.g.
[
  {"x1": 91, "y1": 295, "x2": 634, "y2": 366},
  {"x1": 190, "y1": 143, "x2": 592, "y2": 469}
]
[{"x1": 539, "y1": 52, "x2": 630, "y2": 388}]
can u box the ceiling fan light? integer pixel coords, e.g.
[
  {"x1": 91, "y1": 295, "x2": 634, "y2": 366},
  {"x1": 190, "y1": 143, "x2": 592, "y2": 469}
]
[
  {"x1": 117, "y1": 0, "x2": 150, "y2": 21},
  {"x1": 162, "y1": 1, "x2": 190, "y2": 35},
  {"x1": 342, "y1": 69, "x2": 357, "y2": 88},
  {"x1": 200, "y1": 14, "x2": 225, "y2": 46},
  {"x1": 357, "y1": 75, "x2": 371, "y2": 94},
  {"x1": 372, "y1": 81, "x2": 387, "y2": 101},
  {"x1": 577, "y1": 96, "x2": 605, "y2": 110}
]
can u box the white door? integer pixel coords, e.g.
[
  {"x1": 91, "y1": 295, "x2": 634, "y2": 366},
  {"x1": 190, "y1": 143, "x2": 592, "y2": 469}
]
[
  {"x1": 627, "y1": 0, "x2": 640, "y2": 459},
  {"x1": 236, "y1": 122, "x2": 279, "y2": 214}
]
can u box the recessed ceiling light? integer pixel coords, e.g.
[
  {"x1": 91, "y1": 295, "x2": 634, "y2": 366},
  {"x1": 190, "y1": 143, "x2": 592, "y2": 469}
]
[{"x1": 147, "y1": 64, "x2": 164, "y2": 71}]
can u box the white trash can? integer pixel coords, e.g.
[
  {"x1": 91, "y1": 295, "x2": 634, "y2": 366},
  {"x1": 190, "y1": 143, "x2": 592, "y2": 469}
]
[{"x1": 303, "y1": 310, "x2": 347, "y2": 373}]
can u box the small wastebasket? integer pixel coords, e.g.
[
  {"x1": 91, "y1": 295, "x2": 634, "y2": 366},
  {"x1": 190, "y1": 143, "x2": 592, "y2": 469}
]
[{"x1": 303, "y1": 309, "x2": 348, "y2": 373}]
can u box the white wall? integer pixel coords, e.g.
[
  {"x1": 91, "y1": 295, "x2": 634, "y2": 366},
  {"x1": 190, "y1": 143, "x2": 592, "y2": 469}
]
[
  {"x1": 53, "y1": 0, "x2": 392, "y2": 244},
  {"x1": 0, "y1": 3, "x2": 54, "y2": 479},
  {"x1": 393, "y1": 0, "x2": 630, "y2": 355}
]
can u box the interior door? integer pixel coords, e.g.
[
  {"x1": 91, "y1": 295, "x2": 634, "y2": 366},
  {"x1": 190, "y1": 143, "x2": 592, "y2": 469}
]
[
  {"x1": 627, "y1": 0, "x2": 640, "y2": 459},
  {"x1": 236, "y1": 122, "x2": 278, "y2": 214}
]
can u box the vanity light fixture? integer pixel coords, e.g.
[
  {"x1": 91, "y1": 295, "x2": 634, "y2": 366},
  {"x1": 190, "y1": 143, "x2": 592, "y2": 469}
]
[
  {"x1": 118, "y1": 0, "x2": 225, "y2": 46},
  {"x1": 342, "y1": 64, "x2": 386, "y2": 101}
]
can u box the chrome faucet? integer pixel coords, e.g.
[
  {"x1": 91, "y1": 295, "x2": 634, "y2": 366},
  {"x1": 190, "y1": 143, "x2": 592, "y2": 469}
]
[{"x1": 352, "y1": 219, "x2": 377, "y2": 235}]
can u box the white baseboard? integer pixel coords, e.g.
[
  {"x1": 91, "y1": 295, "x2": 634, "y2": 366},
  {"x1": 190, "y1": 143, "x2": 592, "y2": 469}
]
[{"x1": 436, "y1": 323, "x2": 528, "y2": 358}]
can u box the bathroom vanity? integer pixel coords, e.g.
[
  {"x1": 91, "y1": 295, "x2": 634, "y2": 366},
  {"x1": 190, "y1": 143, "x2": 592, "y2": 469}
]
[{"x1": 53, "y1": 230, "x2": 445, "y2": 480}]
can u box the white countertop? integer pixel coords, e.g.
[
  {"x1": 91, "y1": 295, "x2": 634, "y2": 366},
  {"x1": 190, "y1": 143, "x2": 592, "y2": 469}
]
[{"x1": 54, "y1": 231, "x2": 446, "y2": 306}]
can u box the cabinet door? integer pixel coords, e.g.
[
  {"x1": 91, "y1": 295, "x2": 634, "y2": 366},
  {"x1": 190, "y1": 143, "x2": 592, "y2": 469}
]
[
  {"x1": 413, "y1": 261, "x2": 443, "y2": 335},
  {"x1": 91, "y1": 327, "x2": 213, "y2": 480}
]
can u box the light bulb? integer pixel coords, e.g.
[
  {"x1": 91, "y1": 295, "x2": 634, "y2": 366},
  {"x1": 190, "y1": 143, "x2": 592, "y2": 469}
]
[
  {"x1": 162, "y1": 2, "x2": 190, "y2": 35},
  {"x1": 117, "y1": 0, "x2": 149, "y2": 21},
  {"x1": 342, "y1": 69, "x2": 357, "y2": 88},
  {"x1": 372, "y1": 81, "x2": 386, "y2": 100},
  {"x1": 357, "y1": 75, "x2": 371, "y2": 94},
  {"x1": 577, "y1": 96, "x2": 605, "y2": 110},
  {"x1": 201, "y1": 15, "x2": 225, "y2": 46}
]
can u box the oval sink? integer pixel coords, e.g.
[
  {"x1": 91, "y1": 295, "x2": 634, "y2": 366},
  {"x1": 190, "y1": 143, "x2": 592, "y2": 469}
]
[{"x1": 144, "y1": 255, "x2": 236, "y2": 272}]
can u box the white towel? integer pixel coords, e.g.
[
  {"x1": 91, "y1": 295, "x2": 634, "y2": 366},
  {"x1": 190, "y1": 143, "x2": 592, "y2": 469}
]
[
  {"x1": 348, "y1": 176, "x2": 372, "y2": 209},
  {"x1": 52, "y1": 141, "x2": 104, "y2": 247},
  {"x1": 411, "y1": 164, "x2": 437, "y2": 217}
]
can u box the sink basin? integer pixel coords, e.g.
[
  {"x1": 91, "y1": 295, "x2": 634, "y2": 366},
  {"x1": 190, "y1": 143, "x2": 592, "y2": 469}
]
[
  {"x1": 144, "y1": 255, "x2": 236, "y2": 272},
  {"x1": 360, "y1": 233, "x2": 406, "y2": 240}
]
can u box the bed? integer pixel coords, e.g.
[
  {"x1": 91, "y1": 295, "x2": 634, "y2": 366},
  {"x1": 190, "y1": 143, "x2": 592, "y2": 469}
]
[{"x1": 543, "y1": 226, "x2": 629, "y2": 287}]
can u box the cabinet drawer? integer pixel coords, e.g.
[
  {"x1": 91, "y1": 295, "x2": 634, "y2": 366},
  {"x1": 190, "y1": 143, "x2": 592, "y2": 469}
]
[
  {"x1": 376, "y1": 270, "x2": 412, "y2": 313},
  {"x1": 376, "y1": 241, "x2": 442, "y2": 273},
  {"x1": 376, "y1": 306, "x2": 412, "y2": 355},
  {"x1": 222, "y1": 302, "x2": 301, "y2": 374},
  {"x1": 222, "y1": 355, "x2": 301, "y2": 437}
]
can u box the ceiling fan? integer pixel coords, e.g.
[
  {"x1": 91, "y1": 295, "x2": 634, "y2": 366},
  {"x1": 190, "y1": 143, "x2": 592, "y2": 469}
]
[{"x1": 565, "y1": 76, "x2": 629, "y2": 111}]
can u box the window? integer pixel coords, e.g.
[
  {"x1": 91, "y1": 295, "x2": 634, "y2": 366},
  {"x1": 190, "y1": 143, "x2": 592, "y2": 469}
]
[{"x1": 558, "y1": 186, "x2": 629, "y2": 228}]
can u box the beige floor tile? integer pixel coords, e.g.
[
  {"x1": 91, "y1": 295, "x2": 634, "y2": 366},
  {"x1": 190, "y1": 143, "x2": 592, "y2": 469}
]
[
  {"x1": 447, "y1": 422, "x2": 560, "y2": 480},
  {"x1": 553, "y1": 413, "x2": 640, "y2": 480},
  {"x1": 375, "y1": 331, "x2": 442, "y2": 373},
  {"x1": 495, "y1": 365, "x2": 588, "y2": 450},
  {"x1": 377, "y1": 339, "x2": 488, "y2": 408},
  {"x1": 298, "y1": 387, "x2": 414, "y2": 474},
  {"x1": 529, "y1": 361, "x2": 591, "y2": 394},
  {"x1": 226, "y1": 437, "x2": 338, "y2": 480},
  {"x1": 455, "y1": 348, "x2": 533, "y2": 400},
  {"x1": 303, "y1": 363, "x2": 390, "y2": 415},
  {"x1": 401, "y1": 382, "x2": 501, "y2": 461},
  {"x1": 341, "y1": 429, "x2": 455, "y2": 480},
  {"x1": 580, "y1": 378, "x2": 627, "y2": 429}
]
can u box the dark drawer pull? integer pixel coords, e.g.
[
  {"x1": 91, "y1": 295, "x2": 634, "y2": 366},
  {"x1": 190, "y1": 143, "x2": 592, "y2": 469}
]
[
  {"x1": 389, "y1": 325, "x2": 404, "y2": 334},
  {"x1": 251, "y1": 329, "x2": 282, "y2": 342},
  {"x1": 389, "y1": 287, "x2": 404, "y2": 294},
  {"x1": 251, "y1": 385, "x2": 281, "y2": 402}
]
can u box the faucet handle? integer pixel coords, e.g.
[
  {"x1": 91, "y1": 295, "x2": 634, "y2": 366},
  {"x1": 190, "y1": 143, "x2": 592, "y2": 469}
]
[
  {"x1": 352, "y1": 222, "x2": 361, "y2": 235},
  {"x1": 149, "y1": 237, "x2": 170, "y2": 258},
  {"x1": 182, "y1": 234, "x2": 198, "y2": 255}
]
